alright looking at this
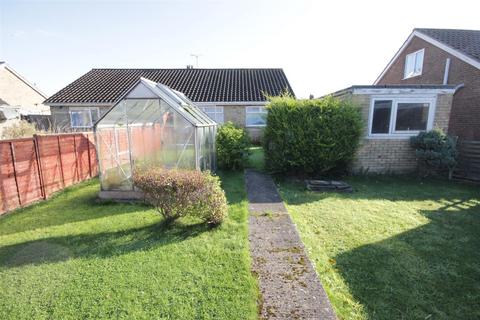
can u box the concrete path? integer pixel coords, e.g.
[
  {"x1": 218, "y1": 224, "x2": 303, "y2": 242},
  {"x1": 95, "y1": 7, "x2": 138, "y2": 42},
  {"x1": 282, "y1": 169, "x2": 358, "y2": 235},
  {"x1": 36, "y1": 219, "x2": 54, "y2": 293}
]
[{"x1": 245, "y1": 169, "x2": 336, "y2": 319}]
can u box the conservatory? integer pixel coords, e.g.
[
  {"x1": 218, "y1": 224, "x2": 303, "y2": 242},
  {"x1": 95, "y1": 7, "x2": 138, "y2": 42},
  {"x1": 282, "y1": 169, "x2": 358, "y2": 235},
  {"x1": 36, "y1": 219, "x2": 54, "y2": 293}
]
[{"x1": 94, "y1": 78, "x2": 217, "y2": 199}]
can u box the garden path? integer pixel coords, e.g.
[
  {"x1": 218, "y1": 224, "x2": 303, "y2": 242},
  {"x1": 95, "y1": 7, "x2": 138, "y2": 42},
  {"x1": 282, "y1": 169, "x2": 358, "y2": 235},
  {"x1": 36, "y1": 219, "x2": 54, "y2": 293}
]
[{"x1": 245, "y1": 169, "x2": 336, "y2": 319}]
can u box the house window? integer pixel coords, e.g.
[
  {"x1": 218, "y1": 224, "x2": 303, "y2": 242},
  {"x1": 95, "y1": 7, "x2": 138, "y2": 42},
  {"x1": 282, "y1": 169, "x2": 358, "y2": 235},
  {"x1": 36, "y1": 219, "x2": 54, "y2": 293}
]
[
  {"x1": 395, "y1": 103, "x2": 429, "y2": 131},
  {"x1": 404, "y1": 49, "x2": 424, "y2": 79},
  {"x1": 371, "y1": 100, "x2": 392, "y2": 134},
  {"x1": 69, "y1": 107, "x2": 100, "y2": 128},
  {"x1": 199, "y1": 106, "x2": 224, "y2": 124},
  {"x1": 370, "y1": 97, "x2": 434, "y2": 137},
  {"x1": 246, "y1": 106, "x2": 267, "y2": 127}
]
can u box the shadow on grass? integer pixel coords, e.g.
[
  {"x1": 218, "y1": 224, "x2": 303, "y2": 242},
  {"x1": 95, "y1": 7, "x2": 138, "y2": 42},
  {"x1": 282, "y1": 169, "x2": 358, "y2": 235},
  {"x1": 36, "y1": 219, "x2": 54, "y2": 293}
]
[
  {"x1": 0, "y1": 219, "x2": 212, "y2": 269},
  {"x1": 0, "y1": 180, "x2": 146, "y2": 236},
  {"x1": 334, "y1": 201, "x2": 480, "y2": 319}
]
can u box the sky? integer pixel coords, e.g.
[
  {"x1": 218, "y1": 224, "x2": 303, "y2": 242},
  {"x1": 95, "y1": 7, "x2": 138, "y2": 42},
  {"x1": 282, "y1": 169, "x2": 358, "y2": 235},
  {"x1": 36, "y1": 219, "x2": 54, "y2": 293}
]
[{"x1": 1, "y1": 0, "x2": 479, "y2": 99}]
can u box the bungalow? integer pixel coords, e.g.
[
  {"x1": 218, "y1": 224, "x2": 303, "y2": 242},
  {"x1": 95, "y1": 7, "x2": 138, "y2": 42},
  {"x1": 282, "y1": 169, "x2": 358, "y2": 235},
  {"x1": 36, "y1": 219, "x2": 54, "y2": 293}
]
[{"x1": 44, "y1": 68, "x2": 295, "y2": 140}]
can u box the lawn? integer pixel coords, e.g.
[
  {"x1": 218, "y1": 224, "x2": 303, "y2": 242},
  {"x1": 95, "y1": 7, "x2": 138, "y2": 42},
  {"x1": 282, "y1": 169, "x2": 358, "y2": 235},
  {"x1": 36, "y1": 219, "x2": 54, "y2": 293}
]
[
  {"x1": 250, "y1": 146, "x2": 480, "y2": 318},
  {"x1": 0, "y1": 173, "x2": 258, "y2": 319},
  {"x1": 278, "y1": 176, "x2": 480, "y2": 320}
]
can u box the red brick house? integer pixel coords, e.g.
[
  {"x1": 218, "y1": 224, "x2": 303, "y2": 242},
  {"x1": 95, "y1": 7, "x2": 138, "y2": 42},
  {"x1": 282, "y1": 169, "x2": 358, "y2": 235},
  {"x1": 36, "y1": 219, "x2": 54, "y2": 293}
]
[{"x1": 375, "y1": 28, "x2": 480, "y2": 141}]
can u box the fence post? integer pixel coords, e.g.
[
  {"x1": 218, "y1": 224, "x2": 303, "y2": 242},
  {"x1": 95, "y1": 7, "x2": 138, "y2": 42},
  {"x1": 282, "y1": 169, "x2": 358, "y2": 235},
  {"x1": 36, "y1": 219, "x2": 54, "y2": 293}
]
[
  {"x1": 73, "y1": 134, "x2": 79, "y2": 182},
  {"x1": 57, "y1": 135, "x2": 65, "y2": 187},
  {"x1": 86, "y1": 133, "x2": 92, "y2": 178},
  {"x1": 9, "y1": 141, "x2": 22, "y2": 206},
  {"x1": 33, "y1": 134, "x2": 47, "y2": 199}
]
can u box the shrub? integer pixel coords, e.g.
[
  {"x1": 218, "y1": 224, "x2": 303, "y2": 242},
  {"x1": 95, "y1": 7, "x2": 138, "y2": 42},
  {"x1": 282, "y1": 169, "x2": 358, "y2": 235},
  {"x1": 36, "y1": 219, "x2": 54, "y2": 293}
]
[
  {"x1": 263, "y1": 95, "x2": 363, "y2": 174},
  {"x1": 410, "y1": 129, "x2": 458, "y2": 179},
  {"x1": 133, "y1": 167, "x2": 228, "y2": 225},
  {"x1": 216, "y1": 122, "x2": 250, "y2": 170},
  {"x1": 1, "y1": 120, "x2": 38, "y2": 139}
]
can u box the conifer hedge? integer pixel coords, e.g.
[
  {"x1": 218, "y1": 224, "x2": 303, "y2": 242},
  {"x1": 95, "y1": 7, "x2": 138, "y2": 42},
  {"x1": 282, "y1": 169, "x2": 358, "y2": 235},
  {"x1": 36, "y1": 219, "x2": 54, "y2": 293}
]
[{"x1": 263, "y1": 95, "x2": 363, "y2": 174}]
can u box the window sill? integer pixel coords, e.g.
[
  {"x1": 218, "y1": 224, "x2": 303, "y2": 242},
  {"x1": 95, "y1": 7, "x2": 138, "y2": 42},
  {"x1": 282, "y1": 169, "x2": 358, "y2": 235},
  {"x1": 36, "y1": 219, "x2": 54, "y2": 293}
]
[
  {"x1": 402, "y1": 73, "x2": 422, "y2": 80},
  {"x1": 366, "y1": 134, "x2": 417, "y2": 140}
]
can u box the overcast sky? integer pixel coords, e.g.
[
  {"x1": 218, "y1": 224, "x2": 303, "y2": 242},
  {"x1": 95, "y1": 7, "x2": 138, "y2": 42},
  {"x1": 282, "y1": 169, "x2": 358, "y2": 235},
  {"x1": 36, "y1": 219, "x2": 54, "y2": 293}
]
[{"x1": 1, "y1": 0, "x2": 479, "y2": 98}]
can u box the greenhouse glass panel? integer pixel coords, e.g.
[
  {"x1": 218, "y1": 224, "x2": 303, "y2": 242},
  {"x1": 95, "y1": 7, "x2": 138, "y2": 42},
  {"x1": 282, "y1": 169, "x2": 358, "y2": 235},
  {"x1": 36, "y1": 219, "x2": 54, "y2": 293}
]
[{"x1": 94, "y1": 78, "x2": 217, "y2": 199}]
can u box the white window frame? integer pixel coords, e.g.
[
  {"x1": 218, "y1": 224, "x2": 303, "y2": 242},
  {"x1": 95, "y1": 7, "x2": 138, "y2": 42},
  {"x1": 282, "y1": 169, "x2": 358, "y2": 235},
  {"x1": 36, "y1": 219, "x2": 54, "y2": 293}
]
[
  {"x1": 368, "y1": 95, "x2": 436, "y2": 139},
  {"x1": 403, "y1": 48, "x2": 425, "y2": 79},
  {"x1": 69, "y1": 107, "x2": 100, "y2": 128},
  {"x1": 199, "y1": 106, "x2": 224, "y2": 124},
  {"x1": 245, "y1": 106, "x2": 268, "y2": 127}
]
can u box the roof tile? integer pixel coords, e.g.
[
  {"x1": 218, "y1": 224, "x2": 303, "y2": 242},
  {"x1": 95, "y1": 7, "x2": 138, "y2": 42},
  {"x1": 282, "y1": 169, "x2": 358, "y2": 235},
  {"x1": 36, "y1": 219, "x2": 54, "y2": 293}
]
[
  {"x1": 415, "y1": 28, "x2": 480, "y2": 63},
  {"x1": 45, "y1": 68, "x2": 295, "y2": 104}
]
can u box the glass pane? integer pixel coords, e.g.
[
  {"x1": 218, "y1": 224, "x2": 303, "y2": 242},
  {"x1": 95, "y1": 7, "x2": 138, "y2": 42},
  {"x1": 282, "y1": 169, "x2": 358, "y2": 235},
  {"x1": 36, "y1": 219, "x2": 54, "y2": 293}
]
[
  {"x1": 91, "y1": 108, "x2": 99, "y2": 124},
  {"x1": 174, "y1": 112, "x2": 195, "y2": 169},
  {"x1": 247, "y1": 113, "x2": 266, "y2": 126},
  {"x1": 215, "y1": 113, "x2": 224, "y2": 124},
  {"x1": 404, "y1": 53, "x2": 415, "y2": 77},
  {"x1": 204, "y1": 107, "x2": 216, "y2": 113},
  {"x1": 395, "y1": 103, "x2": 429, "y2": 131},
  {"x1": 97, "y1": 100, "x2": 127, "y2": 127},
  {"x1": 415, "y1": 51, "x2": 424, "y2": 73},
  {"x1": 71, "y1": 110, "x2": 91, "y2": 127},
  {"x1": 371, "y1": 100, "x2": 392, "y2": 134},
  {"x1": 97, "y1": 126, "x2": 132, "y2": 191}
]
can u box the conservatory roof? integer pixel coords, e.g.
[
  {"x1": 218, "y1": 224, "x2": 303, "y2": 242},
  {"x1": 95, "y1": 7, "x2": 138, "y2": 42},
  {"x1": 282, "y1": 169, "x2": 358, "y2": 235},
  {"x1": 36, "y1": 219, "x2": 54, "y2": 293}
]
[{"x1": 96, "y1": 78, "x2": 216, "y2": 128}]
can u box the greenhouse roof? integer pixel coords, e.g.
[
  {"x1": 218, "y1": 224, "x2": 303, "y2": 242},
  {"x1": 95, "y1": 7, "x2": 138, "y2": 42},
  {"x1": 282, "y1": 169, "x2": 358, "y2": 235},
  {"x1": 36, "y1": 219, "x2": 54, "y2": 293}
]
[{"x1": 98, "y1": 77, "x2": 217, "y2": 127}]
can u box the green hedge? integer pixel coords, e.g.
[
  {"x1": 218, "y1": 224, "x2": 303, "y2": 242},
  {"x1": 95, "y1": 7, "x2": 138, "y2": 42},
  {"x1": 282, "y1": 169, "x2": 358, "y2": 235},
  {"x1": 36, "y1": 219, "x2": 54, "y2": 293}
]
[
  {"x1": 216, "y1": 122, "x2": 250, "y2": 170},
  {"x1": 263, "y1": 95, "x2": 363, "y2": 174}
]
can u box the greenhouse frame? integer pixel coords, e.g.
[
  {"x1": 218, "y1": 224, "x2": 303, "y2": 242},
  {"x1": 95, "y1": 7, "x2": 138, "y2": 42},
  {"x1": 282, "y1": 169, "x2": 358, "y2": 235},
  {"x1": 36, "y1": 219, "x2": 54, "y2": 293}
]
[{"x1": 94, "y1": 78, "x2": 217, "y2": 199}]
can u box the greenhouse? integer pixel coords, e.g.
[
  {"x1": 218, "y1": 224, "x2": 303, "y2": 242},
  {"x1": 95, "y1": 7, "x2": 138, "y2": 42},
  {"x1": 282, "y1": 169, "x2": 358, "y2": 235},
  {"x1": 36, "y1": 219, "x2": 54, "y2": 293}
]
[{"x1": 94, "y1": 78, "x2": 217, "y2": 198}]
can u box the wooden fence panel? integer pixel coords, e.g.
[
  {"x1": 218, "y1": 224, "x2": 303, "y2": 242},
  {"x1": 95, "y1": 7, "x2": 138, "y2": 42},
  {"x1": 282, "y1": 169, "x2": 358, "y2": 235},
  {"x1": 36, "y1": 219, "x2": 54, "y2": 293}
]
[
  {"x1": 0, "y1": 133, "x2": 98, "y2": 215},
  {"x1": 11, "y1": 139, "x2": 43, "y2": 206},
  {"x1": 87, "y1": 133, "x2": 98, "y2": 177},
  {"x1": 37, "y1": 135, "x2": 64, "y2": 196},
  {"x1": 58, "y1": 135, "x2": 78, "y2": 187},
  {"x1": 76, "y1": 134, "x2": 91, "y2": 181},
  {"x1": 0, "y1": 142, "x2": 20, "y2": 212},
  {"x1": 455, "y1": 140, "x2": 480, "y2": 182}
]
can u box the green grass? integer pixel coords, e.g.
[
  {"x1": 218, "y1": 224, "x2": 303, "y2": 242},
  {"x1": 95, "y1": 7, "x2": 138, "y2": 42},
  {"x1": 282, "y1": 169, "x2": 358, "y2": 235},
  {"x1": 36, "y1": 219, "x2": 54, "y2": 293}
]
[
  {"x1": 247, "y1": 147, "x2": 264, "y2": 171},
  {"x1": 277, "y1": 176, "x2": 480, "y2": 320},
  {"x1": 0, "y1": 173, "x2": 258, "y2": 319}
]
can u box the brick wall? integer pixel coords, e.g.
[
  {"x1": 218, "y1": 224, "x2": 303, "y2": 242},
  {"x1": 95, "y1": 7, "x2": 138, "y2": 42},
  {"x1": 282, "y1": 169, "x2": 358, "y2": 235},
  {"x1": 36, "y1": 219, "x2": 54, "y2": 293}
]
[
  {"x1": 222, "y1": 105, "x2": 265, "y2": 141},
  {"x1": 376, "y1": 35, "x2": 480, "y2": 140},
  {"x1": 347, "y1": 92, "x2": 453, "y2": 174}
]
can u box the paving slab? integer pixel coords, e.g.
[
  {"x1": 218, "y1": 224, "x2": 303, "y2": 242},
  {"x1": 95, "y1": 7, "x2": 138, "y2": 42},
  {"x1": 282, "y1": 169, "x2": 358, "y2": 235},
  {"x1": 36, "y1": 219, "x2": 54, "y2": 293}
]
[{"x1": 245, "y1": 169, "x2": 337, "y2": 319}]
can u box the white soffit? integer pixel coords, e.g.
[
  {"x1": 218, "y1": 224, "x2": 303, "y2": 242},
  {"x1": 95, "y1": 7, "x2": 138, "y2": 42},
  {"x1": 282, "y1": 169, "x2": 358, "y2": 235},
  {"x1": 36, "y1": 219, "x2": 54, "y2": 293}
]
[{"x1": 352, "y1": 87, "x2": 457, "y2": 95}]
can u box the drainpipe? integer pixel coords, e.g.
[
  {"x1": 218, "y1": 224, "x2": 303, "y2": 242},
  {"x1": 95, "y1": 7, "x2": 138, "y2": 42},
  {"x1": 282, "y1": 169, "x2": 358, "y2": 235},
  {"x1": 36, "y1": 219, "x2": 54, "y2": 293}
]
[{"x1": 443, "y1": 58, "x2": 451, "y2": 85}]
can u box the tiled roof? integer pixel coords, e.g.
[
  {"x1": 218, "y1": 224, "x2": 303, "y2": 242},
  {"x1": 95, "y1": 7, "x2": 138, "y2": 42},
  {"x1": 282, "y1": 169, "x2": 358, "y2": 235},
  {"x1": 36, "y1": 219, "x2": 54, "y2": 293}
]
[
  {"x1": 45, "y1": 68, "x2": 295, "y2": 104},
  {"x1": 415, "y1": 28, "x2": 480, "y2": 63}
]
